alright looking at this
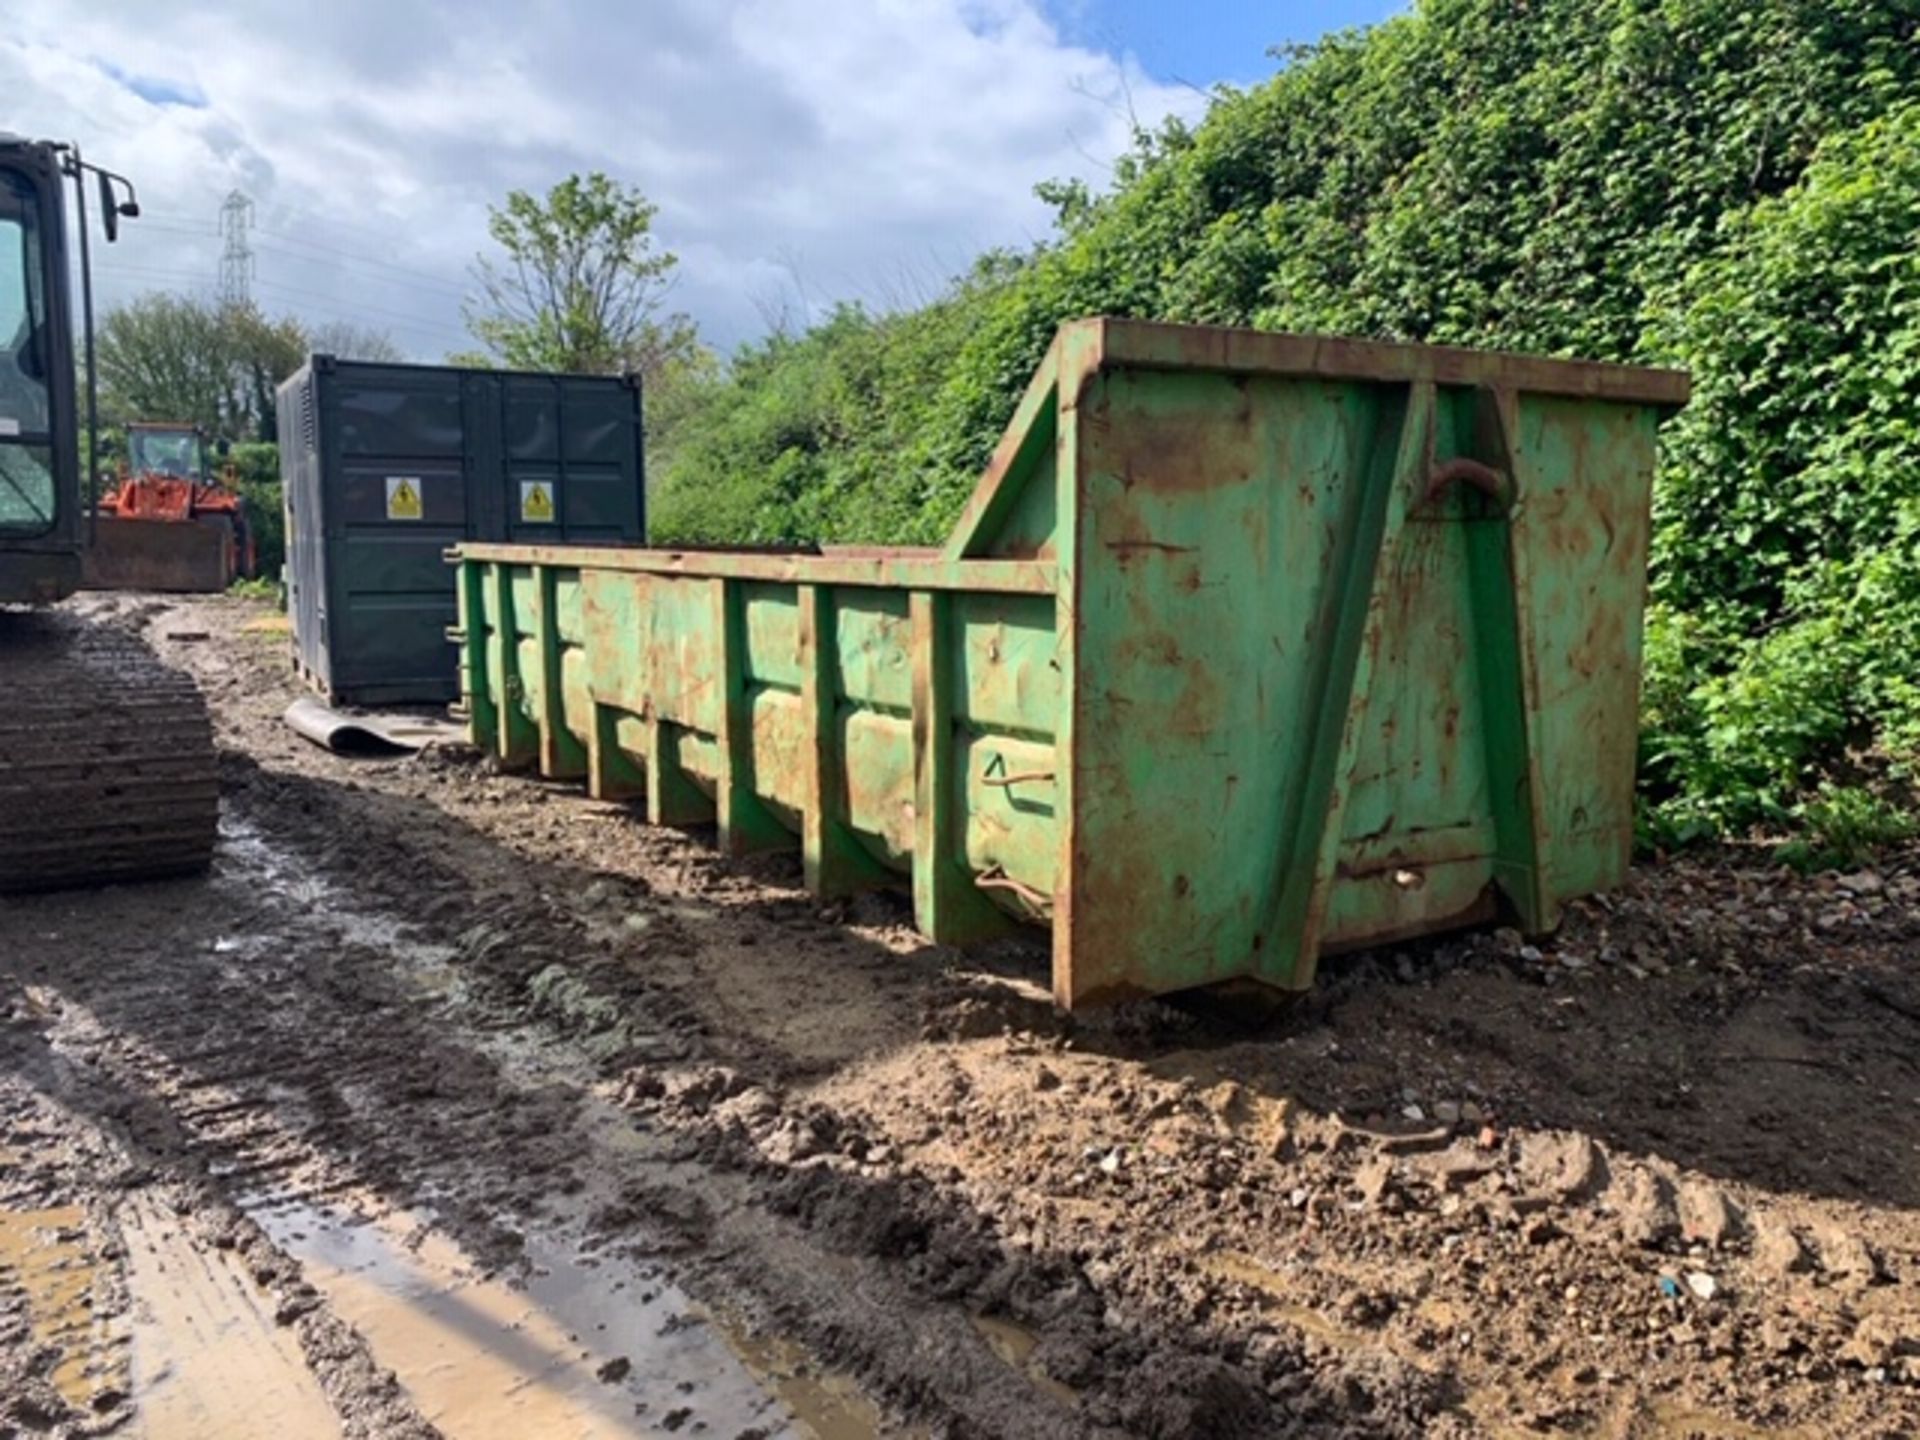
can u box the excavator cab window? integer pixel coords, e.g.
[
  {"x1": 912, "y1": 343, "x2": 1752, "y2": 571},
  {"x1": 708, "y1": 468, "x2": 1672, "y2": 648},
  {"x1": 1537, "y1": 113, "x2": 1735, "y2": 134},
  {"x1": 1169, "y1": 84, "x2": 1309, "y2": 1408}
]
[{"x1": 0, "y1": 167, "x2": 55, "y2": 535}]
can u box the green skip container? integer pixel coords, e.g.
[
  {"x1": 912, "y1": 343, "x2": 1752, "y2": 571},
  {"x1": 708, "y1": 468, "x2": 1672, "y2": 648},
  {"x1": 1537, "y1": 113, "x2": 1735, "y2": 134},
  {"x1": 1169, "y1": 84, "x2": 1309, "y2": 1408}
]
[{"x1": 451, "y1": 319, "x2": 1686, "y2": 1007}]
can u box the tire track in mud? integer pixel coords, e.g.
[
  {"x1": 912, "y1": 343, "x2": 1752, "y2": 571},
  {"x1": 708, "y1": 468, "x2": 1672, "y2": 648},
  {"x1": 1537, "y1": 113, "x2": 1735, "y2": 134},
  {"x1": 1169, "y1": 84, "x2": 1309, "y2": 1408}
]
[
  {"x1": 96, "y1": 599, "x2": 1516, "y2": 1436},
  {"x1": 200, "y1": 775, "x2": 1099, "y2": 1439},
  {"x1": 0, "y1": 1030, "x2": 430, "y2": 1439},
  {"x1": 202, "y1": 750, "x2": 1458, "y2": 1438},
  {"x1": 119, "y1": 1193, "x2": 340, "y2": 1440},
  {"x1": 9, "y1": 802, "x2": 851, "y2": 1439},
  {"x1": 15, "y1": 702, "x2": 1137, "y2": 1437},
  {"x1": 39, "y1": 592, "x2": 1917, "y2": 1439},
  {"x1": 41, "y1": 595, "x2": 1411, "y2": 1439}
]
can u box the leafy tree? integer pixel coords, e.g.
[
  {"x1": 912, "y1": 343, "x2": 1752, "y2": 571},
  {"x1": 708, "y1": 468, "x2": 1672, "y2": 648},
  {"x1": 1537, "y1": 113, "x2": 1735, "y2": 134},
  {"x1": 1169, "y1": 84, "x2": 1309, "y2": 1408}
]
[
  {"x1": 96, "y1": 294, "x2": 233, "y2": 436},
  {"x1": 95, "y1": 294, "x2": 400, "y2": 441},
  {"x1": 461, "y1": 172, "x2": 701, "y2": 378},
  {"x1": 224, "y1": 440, "x2": 286, "y2": 579},
  {"x1": 225, "y1": 306, "x2": 306, "y2": 443}
]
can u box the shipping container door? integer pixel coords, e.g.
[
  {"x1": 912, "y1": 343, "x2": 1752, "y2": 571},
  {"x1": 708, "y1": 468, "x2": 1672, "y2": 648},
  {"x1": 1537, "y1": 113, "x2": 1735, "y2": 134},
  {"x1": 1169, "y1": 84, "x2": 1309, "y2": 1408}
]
[
  {"x1": 503, "y1": 376, "x2": 642, "y2": 544},
  {"x1": 461, "y1": 373, "x2": 507, "y2": 541},
  {"x1": 328, "y1": 365, "x2": 468, "y2": 699},
  {"x1": 504, "y1": 377, "x2": 564, "y2": 543},
  {"x1": 560, "y1": 380, "x2": 643, "y2": 541}
]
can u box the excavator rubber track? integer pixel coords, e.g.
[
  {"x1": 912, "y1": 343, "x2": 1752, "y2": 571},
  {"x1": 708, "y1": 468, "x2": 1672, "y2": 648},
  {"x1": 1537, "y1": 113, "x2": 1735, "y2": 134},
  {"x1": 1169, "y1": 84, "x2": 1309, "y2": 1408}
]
[{"x1": 0, "y1": 611, "x2": 218, "y2": 892}]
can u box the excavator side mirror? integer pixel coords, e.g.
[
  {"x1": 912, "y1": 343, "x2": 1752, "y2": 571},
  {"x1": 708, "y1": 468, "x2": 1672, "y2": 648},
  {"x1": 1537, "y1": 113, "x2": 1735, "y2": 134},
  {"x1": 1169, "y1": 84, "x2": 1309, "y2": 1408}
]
[
  {"x1": 92, "y1": 170, "x2": 137, "y2": 243},
  {"x1": 98, "y1": 172, "x2": 119, "y2": 243}
]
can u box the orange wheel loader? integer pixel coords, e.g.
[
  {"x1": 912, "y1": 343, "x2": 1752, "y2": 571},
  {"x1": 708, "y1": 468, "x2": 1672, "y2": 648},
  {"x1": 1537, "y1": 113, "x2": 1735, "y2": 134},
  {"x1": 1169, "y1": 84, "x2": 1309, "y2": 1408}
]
[{"x1": 83, "y1": 421, "x2": 255, "y2": 592}]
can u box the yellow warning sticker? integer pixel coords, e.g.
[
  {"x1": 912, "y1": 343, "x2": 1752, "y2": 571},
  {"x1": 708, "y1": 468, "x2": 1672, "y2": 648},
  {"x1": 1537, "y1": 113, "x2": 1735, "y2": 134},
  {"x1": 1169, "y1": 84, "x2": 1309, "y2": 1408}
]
[
  {"x1": 520, "y1": 481, "x2": 555, "y2": 524},
  {"x1": 385, "y1": 476, "x2": 424, "y2": 521}
]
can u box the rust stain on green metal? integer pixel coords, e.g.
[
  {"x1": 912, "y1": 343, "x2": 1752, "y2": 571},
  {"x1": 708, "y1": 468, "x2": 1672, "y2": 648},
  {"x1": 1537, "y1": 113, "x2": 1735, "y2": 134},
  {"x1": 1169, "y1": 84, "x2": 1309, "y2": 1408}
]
[{"x1": 453, "y1": 319, "x2": 1686, "y2": 1008}]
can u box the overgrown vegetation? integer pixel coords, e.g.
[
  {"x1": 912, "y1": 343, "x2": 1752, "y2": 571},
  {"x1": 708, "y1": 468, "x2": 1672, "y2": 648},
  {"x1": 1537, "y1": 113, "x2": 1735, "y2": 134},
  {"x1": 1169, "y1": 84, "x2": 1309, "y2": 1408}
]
[
  {"x1": 225, "y1": 441, "x2": 285, "y2": 581},
  {"x1": 648, "y1": 0, "x2": 1919, "y2": 859}
]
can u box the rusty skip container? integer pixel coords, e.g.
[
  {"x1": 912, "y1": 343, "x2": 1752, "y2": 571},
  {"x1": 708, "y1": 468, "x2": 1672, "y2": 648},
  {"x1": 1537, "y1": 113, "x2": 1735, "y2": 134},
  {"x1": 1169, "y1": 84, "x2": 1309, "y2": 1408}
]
[{"x1": 451, "y1": 319, "x2": 1686, "y2": 1007}]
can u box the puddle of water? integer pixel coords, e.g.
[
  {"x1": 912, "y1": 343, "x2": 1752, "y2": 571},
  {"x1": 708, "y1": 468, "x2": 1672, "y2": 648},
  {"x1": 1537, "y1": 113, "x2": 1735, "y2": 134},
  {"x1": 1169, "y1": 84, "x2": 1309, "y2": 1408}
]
[
  {"x1": 0, "y1": 1201, "x2": 112, "y2": 1410},
  {"x1": 253, "y1": 1197, "x2": 808, "y2": 1440},
  {"x1": 224, "y1": 813, "x2": 445, "y2": 948},
  {"x1": 121, "y1": 1198, "x2": 338, "y2": 1439},
  {"x1": 968, "y1": 1314, "x2": 1078, "y2": 1409},
  {"x1": 223, "y1": 819, "x2": 887, "y2": 1439},
  {"x1": 718, "y1": 1319, "x2": 894, "y2": 1440}
]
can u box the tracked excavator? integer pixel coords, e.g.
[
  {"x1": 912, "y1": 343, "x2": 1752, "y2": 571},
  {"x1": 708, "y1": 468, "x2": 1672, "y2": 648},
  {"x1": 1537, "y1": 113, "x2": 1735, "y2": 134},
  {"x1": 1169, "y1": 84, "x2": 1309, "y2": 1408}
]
[{"x1": 0, "y1": 136, "x2": 217, "y2": 891}]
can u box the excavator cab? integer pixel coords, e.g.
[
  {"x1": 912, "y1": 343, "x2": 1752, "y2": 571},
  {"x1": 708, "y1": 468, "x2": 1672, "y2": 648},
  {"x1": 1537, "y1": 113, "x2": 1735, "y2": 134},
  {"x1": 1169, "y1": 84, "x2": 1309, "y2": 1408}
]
[
  {"x1": 0, "y1": 134, "x2": 218, "y2": 893},
  {"x1": 0, "y1": 145, "x2": 81, "y2": 604}
]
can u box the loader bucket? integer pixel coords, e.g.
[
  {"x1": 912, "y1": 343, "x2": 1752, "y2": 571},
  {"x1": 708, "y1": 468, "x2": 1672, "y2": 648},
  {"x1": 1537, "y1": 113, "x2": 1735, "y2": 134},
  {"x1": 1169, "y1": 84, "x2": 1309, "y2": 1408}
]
[
  {"x1": 81, "y1": 516, "x2": 236, "y2": 593},
  {"x1": 451, "y1": 319, "x2": 1688, "y2": 1008}
]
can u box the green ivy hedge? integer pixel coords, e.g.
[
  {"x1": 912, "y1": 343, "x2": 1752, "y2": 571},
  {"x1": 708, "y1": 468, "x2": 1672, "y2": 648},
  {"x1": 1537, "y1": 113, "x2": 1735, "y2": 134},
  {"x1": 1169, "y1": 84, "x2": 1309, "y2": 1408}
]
[{"x1": 647, "y1": 0, "x2": 1920, "y2": 861}]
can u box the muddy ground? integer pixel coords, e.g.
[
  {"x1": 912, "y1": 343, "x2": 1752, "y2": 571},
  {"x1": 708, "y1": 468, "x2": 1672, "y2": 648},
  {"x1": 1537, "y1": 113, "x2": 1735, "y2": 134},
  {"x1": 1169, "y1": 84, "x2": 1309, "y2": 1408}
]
[{"x1": 3, "y1": 592, "x2": 1918, "y2": 1439}]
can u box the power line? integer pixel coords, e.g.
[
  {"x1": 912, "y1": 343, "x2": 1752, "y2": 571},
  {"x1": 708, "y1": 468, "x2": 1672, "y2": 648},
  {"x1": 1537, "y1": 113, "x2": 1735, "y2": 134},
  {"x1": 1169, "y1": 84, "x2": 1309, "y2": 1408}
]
[
  {"x1": 128, "y1": 210, "x2": 470, "y2": 299},
  {"x1": 124, "y1": 217, "x2": 217, "y2": 239},
  {"x1": 141, "y1": 206, "x2": 400, "y2": 255},
  {"x1": 90, "y1": 258, "x2": 470, "y2": 349},
  {"x1": 97, "y1": 254, "x2": 464, "y2": 335},
  {"x1": 115, "y1": 217, "x2": 469, "y2": 303},
  {"x1": 252, "y1": 231, "x2": 470, "y2": 297},
  {"x1": 85, "y1": 259, "x2": 217, "y2": 293},
  {"x1": 140, "y1": 204, "x2": 474, "y2": 287},
  {"x1": 251, "y1": 200, "x2": 445, "y2": 251},
  {"x1": 251, "y1": 277, "x2": 468, "y2": 342}
]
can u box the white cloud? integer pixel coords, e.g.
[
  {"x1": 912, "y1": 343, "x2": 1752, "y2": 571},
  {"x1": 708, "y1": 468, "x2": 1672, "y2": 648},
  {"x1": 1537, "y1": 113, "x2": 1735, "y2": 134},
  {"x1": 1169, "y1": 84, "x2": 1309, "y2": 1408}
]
[{"x1": 4, "y1": 0, "x2": 1202, "y2": 360}]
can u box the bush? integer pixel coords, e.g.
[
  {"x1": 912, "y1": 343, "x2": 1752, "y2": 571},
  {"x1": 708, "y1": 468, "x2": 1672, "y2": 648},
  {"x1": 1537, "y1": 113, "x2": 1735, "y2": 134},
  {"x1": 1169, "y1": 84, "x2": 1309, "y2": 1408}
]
[
  {"x1": 1638, "y1": 106, "x2": 1920, "y2": 842},
  {"x1": 646, "y1": 0, "x2": 1920, "y2": 859},
  {"x1": 224, "y1": 441, "x2": 284, "y2": 581}
]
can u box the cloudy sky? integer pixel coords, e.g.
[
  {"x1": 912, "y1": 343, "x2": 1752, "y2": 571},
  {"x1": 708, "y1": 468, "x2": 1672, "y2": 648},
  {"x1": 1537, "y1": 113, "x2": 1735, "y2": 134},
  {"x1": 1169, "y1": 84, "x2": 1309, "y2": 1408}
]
[{"x1": 7, "y1": 0, "x2": 1400, "y2": 361}]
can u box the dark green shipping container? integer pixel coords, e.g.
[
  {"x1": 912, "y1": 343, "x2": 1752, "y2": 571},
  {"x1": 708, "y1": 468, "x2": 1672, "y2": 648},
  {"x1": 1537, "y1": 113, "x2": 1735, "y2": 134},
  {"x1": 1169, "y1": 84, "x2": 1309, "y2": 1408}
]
[{"x1": 276, "y1": 356, "x2": 644, "y2": 705}]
